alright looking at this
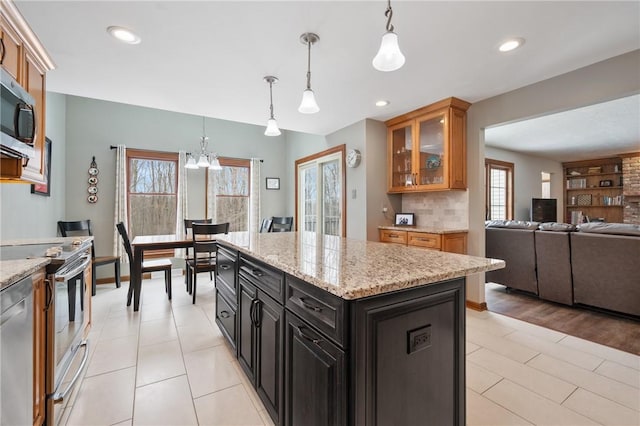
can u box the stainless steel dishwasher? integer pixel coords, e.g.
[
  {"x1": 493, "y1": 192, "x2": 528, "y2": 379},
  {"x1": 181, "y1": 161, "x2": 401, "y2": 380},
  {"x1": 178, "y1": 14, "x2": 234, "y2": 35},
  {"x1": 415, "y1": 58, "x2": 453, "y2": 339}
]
[{"x1": 1, "y1": 275, "x2": 34, "y2": 426}]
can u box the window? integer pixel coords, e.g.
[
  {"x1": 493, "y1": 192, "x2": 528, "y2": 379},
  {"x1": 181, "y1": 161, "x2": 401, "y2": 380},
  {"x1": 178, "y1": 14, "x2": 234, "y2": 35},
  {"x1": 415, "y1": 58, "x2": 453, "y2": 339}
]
[
  {"x1": 127, "y1": 149, "x2": 178, "y2": 240},
  {"x1": 296, "y1": 145, "x2": 345, "y2": 236},
  {"x1": 541, "y1": 171, "x2": 551, "y2": 198},
  {"x1": 485, "y1": 159, "x2": 514, "y2": 220},
  {"x1": 210, "y1": 158, "x2": 250, "y2": 232}
]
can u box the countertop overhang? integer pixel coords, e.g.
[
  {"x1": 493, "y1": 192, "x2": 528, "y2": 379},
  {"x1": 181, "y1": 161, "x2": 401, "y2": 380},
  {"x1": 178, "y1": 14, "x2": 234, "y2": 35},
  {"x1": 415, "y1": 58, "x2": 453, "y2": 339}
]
[
  {"x1": 378, "y1": 226, "x2": 468, "y2": 234},
  {"x1": 0, "y1": 237, "x2": 93, "y2": 288},
  {"x1": 217, "y1": 232, "x2": 504, "y2": 300}
]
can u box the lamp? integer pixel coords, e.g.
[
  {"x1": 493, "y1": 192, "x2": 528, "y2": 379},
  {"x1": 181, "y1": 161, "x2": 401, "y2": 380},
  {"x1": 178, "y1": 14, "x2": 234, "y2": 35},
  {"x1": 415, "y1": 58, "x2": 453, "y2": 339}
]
[
  {"x1": 298, "y1": 32, "x2": 320, "y2": 114},
  {"x1": 185, "y1": 117, "x2": 212, "y2": 169},
  {"x1": 372, "y1": 0, "x2": 405, "y2": 72},
  {"x1": 264, "y1": 76, "x2": 281, "y2": 136}
]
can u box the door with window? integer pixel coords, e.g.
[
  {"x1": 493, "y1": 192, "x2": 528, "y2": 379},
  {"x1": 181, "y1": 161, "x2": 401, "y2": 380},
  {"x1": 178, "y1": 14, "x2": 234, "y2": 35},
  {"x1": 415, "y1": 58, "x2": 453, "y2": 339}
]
[{"x1": 296, "y1": 146, "x2": 345, "y2": 236}]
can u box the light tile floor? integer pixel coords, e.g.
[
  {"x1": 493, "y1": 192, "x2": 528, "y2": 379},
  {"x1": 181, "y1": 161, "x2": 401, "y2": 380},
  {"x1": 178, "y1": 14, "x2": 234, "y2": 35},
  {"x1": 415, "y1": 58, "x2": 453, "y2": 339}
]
[{"x1": 65, "y1": 276, "x2": 640, "y2": 426}]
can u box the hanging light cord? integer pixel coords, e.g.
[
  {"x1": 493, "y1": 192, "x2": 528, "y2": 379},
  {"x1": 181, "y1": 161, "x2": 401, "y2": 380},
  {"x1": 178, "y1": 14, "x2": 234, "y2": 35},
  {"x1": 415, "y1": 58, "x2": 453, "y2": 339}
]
[
  {"x1": 200, "y1": 117, "x2": 208, "y2": 151},
  {"x1": 269, "y1": 81, "x2": 275, "y2": 120},
  {"x1": 385, "y1": 0, "x2": 394, "y2": 32},
  {"x1": 305, "y1": 39, "x2": 312, "y2": 90}
]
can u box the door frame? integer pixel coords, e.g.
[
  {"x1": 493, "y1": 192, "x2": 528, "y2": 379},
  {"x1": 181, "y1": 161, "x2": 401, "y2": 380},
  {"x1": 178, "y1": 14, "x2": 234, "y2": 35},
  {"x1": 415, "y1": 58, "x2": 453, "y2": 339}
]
[{"x1": 294, "y1": 144, "x2": 346, "y2": 236}]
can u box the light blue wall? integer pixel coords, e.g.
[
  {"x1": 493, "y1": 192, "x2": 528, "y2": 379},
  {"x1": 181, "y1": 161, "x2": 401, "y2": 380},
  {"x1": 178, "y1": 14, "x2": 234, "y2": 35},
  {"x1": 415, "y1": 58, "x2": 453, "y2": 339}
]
[{"x1": 0, "y1": 92, "x2": 67, "y2": 239}]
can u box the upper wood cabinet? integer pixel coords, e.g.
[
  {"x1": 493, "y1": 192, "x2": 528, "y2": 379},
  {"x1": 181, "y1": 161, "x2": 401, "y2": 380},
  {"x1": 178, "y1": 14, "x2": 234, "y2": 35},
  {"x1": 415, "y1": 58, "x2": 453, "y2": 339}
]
[
  {"x1": 386, "y1": 97, "x2": 471, "y2": 193},
  {"x1": 0, "y1": 1, "x2": 54, "y2": 183}
]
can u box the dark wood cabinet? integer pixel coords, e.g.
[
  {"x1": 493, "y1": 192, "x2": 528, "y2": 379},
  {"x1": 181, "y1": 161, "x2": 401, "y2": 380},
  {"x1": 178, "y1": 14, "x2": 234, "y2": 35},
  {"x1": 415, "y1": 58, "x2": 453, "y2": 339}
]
[
  {"x1": 351, "y1": 279, "x2": 465, "y2": 425},
  {"x1": 215, "y1": 244, "x2": 465, "y2": 426},
  {"x1": 32, "y1": 268, "x2": 47, "y2": 426},
  {"x1": 237, "y1": 261, "x2": 284, "y2": 425},
  {"x1": 215, "y1": 290, "x2": 236, "y2": 353},
  {"x1": 284, "y1": 312, "x2": 346, "y2": 426}
]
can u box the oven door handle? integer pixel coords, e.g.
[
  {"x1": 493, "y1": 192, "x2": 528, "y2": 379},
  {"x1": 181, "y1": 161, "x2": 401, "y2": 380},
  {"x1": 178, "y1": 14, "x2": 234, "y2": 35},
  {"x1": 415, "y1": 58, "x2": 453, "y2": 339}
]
[
  {"x1": 55, "y1": 255, "x2": 91, "y2": 282},
  {"x1": 50, "y1": 339, "x2": 89, "y2": 403}
]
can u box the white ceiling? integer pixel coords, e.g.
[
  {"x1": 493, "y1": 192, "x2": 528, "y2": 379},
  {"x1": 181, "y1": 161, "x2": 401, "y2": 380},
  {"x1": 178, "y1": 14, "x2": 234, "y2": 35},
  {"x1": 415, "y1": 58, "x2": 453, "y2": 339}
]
[{"x1": 14, "y1": 1, "x2": 640, "y2": 160}]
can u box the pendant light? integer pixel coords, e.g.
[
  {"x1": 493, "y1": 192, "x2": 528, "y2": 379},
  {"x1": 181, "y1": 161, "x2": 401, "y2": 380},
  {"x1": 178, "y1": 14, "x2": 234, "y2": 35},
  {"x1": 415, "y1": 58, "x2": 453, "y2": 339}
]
[
  {"x1": 372, "y1": 0, "x2": 405, "y2": 72},
  {"x1": 298, "y1": 32, "x2": 320, "y2": 114},
  {"x1": 186, "y1": 117, "x2": 212, "y2": 169},
  {"x1": 264, "y1": 76, "x2": 281, "y2": 136}
]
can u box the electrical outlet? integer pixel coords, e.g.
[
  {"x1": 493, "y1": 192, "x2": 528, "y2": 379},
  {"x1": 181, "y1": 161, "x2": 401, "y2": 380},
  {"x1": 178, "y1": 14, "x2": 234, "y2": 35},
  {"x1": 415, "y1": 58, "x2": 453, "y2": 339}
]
[
  {"x1": 382, "y1": 206, "x2": 388, "y2": 213},
  {"x1": 407, "y1": 325, "x2": 432, "y2": 354}
]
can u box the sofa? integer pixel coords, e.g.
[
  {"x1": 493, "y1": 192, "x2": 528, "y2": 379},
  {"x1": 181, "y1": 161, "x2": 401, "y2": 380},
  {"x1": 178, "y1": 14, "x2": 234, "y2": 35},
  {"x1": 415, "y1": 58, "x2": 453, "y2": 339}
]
[
  {"x1": 485, "y1": 220, "x2": 640, "y2": 317},
  {"x1": 570, "y1": 223, "x2": 640, "y2": 317}
]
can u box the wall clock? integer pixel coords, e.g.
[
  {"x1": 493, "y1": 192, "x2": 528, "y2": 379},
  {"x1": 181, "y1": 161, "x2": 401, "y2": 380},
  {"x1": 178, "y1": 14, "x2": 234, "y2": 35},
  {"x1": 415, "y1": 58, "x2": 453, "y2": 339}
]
[{"x1": 346, "y1": 149, "x2": 361, "y2": 168}]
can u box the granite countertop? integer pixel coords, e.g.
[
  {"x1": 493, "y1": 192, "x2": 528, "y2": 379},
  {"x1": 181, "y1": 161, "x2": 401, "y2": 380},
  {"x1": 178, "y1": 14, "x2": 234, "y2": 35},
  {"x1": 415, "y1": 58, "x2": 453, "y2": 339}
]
[
  {"x1": 378, "y1": 226, "x2": 468, "y2": 234},
  {"x1": 0, "y1": 258, "x2": 51, "y2": 290},
  {"x1": 0, "y1": 237, "x2": 93, "y2": 289},
  {"x1": 216, "y1": 232, "x2": 503, "y2": 300}
]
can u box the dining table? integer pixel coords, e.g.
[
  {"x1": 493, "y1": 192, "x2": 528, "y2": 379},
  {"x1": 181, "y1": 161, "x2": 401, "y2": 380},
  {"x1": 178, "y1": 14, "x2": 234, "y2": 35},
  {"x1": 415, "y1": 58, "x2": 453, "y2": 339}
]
[{"x1": 129, "y1": 234, "x2": 194, "y2": 311}]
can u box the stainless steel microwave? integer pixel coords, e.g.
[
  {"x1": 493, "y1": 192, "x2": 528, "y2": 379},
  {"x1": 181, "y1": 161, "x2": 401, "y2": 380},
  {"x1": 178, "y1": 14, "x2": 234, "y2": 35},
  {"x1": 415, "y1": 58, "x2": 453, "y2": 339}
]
[{"x1": 1, "y1": 68, "x2": 36, "y2": 160}]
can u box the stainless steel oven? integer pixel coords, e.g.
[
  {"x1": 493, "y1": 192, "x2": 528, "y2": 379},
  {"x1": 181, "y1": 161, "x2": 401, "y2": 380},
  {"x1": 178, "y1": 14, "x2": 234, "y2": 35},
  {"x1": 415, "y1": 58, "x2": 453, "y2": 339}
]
[
  {"x1": 0, "y1": 239, "x2": 92, "y2": 425},
  {"x1": 47, "y1": 249, "x2": 91, "y2": 425}
]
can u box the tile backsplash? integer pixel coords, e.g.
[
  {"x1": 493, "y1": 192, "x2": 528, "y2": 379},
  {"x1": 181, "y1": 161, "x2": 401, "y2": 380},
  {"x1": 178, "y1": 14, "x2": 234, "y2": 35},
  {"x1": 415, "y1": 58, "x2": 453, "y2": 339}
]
[{"x1": 402, "y1": 191, "x2": 469, "y2": 229}]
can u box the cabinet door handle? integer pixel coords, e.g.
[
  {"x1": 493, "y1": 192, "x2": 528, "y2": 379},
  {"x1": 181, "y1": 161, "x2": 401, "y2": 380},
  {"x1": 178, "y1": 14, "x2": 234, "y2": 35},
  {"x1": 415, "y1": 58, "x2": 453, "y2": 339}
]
[
  {"x1": 220, "y1": 310, "x2": 230, "y2": 319},
  {"x1": 389, "y1": 233, "x2": 399, "y2": 238},
  {"x1": 45, "y1": 279, "x2": 53, "y2": 310},
  {"x1": 0, "y1": 38, "x2": 5, "y2": 65},
  {"x1": 295, "y1": 325, "x2": 323, "y2": 345},
  {"x1": 251, "y1": 268, "x2": 264, "y2": 277},
  {"x1": 299, "y1": 297, "x2": 322, "y2": 312},
  {"x1": 251, "y1": 299, "x2": 261, "y2": 327},
  {"x1": 219, "y1": 264, "x2": 231, "y2": 270}
]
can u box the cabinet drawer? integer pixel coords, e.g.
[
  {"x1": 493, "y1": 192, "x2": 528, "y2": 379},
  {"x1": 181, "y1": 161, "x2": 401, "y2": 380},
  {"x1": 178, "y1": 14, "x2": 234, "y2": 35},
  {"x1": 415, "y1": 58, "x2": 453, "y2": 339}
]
[
  {"x1": 216, "y1": 246, "x2": 237, "y2": 297},
  {"x1": 240, "y1": 255, "x2": 285, "y2": 303},
  {"x1": 286, "y1": 275, "x2": 347, "y2": 347},
  {"x1": 380, "y1": 229, "x2": 407, "y2": 244},
  {"x1": 407, "y1": 232, "x2": 441, "y2": 249},
  {"x1": 215, "y1": 290, "x2": 237, "y2": 350}
]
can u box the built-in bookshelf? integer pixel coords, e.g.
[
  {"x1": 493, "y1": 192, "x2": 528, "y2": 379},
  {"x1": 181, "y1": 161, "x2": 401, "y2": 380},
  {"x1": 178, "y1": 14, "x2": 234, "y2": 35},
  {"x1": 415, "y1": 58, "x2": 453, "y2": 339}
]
[{"x1": 563, "y1": 157, "x2": 624, "y2": 224}]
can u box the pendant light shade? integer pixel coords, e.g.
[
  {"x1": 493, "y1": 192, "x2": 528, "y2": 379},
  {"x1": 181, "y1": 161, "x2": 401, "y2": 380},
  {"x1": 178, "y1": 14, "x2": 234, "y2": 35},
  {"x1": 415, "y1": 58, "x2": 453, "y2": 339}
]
[
  {"x1": 298, "y1": 89, "x2": 319, "y2": 114},
  {"x1": 298, "y1": 32, "x2": 320, "y2": 114},
  {"x1": 196, "y1": 153, "x2": 210, "y2": 168},
  {"x1": 208, "y1": 154, "x2": 222, "y2": 171},
  {"x1": 265, "y1": 118, "x2": 281, "y2": 136},
  {"x1": 185, "y1": 155, "x2": 198, "y2": 169},
  {"x1": 264, "y1": 76, "x2": 281, "y2": 136},
  {"x1": 373, "y1": 0, "x2": 405, "y2": 72}
]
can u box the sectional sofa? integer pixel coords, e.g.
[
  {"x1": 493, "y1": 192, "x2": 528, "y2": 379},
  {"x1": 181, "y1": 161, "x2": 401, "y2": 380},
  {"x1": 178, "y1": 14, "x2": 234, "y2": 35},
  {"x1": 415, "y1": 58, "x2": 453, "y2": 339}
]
[{"x1": 485, "y1": 220, "x2": 640, "y2": 317}]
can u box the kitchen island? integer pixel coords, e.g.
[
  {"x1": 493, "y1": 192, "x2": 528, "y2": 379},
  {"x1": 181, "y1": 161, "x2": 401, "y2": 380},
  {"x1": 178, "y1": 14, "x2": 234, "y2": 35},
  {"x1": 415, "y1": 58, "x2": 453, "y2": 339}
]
[{"x1": 212, "y1": 231, "x2": 504, "y2": 426}]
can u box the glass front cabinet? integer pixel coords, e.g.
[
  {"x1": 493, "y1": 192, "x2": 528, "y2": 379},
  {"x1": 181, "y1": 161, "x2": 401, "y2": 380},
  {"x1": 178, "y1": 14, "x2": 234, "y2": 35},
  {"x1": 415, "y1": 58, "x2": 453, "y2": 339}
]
[{"x1": 386, "y1": 97, "x2": 471, "y2": 193}]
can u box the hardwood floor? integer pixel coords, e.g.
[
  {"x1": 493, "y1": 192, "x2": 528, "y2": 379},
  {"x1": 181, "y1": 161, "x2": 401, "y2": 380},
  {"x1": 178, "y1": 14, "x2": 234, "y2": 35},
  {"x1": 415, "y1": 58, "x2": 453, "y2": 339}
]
[{"x1": 485, "y1": 283, "x2": 640, "y2": 355}]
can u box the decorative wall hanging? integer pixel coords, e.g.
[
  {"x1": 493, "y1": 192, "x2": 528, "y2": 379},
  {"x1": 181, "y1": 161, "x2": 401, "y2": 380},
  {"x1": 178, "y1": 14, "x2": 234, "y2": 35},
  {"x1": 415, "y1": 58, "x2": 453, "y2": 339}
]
[
  {"x1": 31, "y1": 137, "x2": 52, "y2": 196},
  {"x1": 87, "y1": 156, "x2": 99, "y2": 203}
]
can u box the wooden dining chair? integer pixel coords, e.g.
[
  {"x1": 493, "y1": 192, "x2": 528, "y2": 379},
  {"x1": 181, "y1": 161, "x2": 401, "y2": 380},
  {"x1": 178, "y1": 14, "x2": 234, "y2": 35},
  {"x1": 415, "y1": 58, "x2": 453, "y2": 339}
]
[
  {"x1": 187, "y1": 222, "x2": 229, "y2": 304},
  {"x1": 270, "y1": 216, "x2": 293, "y2": 232},
  {"x1": 116, "y1": 222, "x2": 173, "y2": 304},
  {"x1": 57, "y1": 219, "x2": 120, "y2": 296},
  {"x1": 183, "y1": 218, "x2": 213, "y2": 292}
]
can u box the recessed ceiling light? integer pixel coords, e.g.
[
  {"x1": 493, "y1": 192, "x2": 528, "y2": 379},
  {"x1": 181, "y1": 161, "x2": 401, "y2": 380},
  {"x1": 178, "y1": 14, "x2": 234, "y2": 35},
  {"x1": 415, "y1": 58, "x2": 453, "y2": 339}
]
[
  {"x1": 107, "y1": 26, "x2": 141, "y2": 45},
  {"x1": 376, "y1": 100, "x2": 390, "y2": 107},
  {"x1": 499, "y1": 37, "x2": 525, "y2": 52}
]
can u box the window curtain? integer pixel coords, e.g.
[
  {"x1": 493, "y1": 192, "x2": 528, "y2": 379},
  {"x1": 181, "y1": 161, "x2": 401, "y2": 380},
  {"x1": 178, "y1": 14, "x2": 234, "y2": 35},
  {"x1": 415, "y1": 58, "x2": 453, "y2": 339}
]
[
  {"x1": 113, "y1": 145, "x2": 128, "y2": 262},
  {"x1": 206, "y1": 168, "x2": 219, "y2": 222},
  {"x1": 249, "y1": 158, "x2": 261, "y2": 232},
  {"x1": 175, "y1": 150, "x2": 188, "y2": 257}
]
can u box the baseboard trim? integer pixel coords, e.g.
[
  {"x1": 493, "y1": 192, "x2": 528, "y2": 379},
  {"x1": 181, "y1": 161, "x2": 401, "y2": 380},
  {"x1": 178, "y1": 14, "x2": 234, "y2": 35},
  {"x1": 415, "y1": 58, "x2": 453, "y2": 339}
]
[{"x1": 466, "y1": 300, "x2": 487, "y2": 311}]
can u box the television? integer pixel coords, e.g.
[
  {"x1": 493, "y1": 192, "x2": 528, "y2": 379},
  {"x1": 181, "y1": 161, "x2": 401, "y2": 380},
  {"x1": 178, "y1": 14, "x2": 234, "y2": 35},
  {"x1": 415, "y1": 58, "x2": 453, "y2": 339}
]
[{"x1": 531, "y1": 198, "x2": 557, "y2": 222}]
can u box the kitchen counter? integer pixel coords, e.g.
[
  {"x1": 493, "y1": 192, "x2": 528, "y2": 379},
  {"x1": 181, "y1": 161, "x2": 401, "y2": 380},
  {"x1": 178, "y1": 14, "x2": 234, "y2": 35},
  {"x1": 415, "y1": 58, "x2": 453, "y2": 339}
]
[
  {"x1": 378, "y1": 225, "x2": 468, "y2": 234},
  {"x1": 216, "y1": 231, "x2": 503, "y2": 299},
  {"x1": 0, "y1": 237, "x2": 93, "y2": 289}
]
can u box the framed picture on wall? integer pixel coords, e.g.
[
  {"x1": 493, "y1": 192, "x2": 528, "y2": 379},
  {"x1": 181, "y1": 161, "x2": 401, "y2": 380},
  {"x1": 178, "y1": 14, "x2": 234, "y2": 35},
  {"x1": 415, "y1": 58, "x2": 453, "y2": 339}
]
[
  {"x1": 266, "y1": 177, "x2": 280, "y2": 190},
  {"x1": 31, "y1": 137, "x2": 52, "y2": 196}
]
